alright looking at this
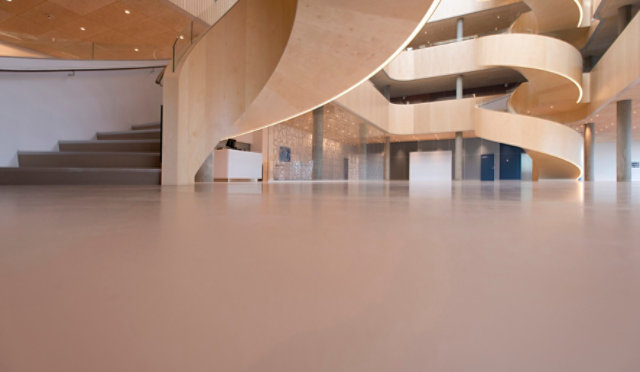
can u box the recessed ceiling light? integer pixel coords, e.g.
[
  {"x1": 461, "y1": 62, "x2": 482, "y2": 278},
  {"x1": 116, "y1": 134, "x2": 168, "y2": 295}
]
[
  {"x1": 179, "y1": 35, "x2": 185, "y2": 40},
  {"x1": 124, "y1": 9, "x2": 131, "y2": 14},
  {"x1": 80, "y1": 26, "x2": 86, "y2": 31},
  {"x1": 6, "y1": 0, "x2": 12, "y2": 2},
  {"x1": 134, "y1": 48, "x2": 139, "y2": 52}
]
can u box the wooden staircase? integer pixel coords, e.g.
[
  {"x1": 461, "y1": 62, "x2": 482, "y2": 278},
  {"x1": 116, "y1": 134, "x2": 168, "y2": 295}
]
[{"x1": 0, "y1": 123, "x2": 162, "y2": 185}]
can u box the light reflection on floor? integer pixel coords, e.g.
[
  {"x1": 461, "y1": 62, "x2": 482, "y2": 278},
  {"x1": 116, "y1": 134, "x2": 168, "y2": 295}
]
[{"x1": 1, "y1": 181, "x2": 639, "y2": 372}]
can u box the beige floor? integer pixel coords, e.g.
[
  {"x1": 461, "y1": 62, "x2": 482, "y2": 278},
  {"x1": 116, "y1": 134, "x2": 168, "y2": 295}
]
[{"x1": 1, "y1": 181, "x2": 639, "y2": 372}]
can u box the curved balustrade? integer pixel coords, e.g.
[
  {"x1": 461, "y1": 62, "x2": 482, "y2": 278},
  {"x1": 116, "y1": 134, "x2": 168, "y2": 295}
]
[
  {"x1": 161, "y1": 0, "x2": 441, "y2": 185},
  {"x1": 333, "y1": 0, "x2": 640, "y2": 180},
  {"x1": 511, "y1": 0, "x2": 585, "y2": 34},
  {"x1": 335, "y1": 81, "x2": 583, "y2": 179},
  {"x1": 353, "y1": 30, "x2": 587, "y2": 179},
  {"x1": 386, "y1": 33, "x2": 585, "y2": 110}
]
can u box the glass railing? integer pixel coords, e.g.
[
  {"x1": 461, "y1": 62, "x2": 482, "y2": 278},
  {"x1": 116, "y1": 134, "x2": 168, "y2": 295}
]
[
  {"x1": 0, "y1": 0, "x2": 239, "y2": 66},
  {"x1": 407, "y1": 28, "x2": 509, "y2": 51},
  {"x1": 171, "y1": 0, "x2": 240, "y2": 72},
  {"x1": 0, "y1": 34, "x2": 174, "y2": 61}
]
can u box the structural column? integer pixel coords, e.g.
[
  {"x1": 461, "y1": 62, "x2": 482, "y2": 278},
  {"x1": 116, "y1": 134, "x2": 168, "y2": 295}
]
[
  {"x1": 584, "y1": 122, "x2": 595, "y2": 182},
  {"x1": 456, "y1": 18, "x2": 464, "y2": 41},
  {"x1": 312, "y1": 106, "x2": 324, "y2": 180},
  {"x1": 453, "y1": 74, "x2": 464, "y2": 181},
  {"x1": 613, "y1": 8, "x2": 633, "y2": 183},
  {"x1": 617, "y1": 100, "x2": 632, "y2": 182},
  {"x1": 454, "y1": 133, "x2": 463, "y2": 181},
  {"x1": 359, "y1": 123, "x2": 368, "y2": 180},
  {"x1": 384, "y1": 136, "x2": 391, "y2": 181}
]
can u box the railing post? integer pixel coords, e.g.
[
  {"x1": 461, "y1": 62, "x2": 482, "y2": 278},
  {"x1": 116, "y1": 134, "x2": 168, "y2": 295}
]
[
  {"x1": 160, "y1": 105, "x2": 164, "y2": 164},
  {"x1": 172, "y1": 38, "x2": 178, "y2": 73}
]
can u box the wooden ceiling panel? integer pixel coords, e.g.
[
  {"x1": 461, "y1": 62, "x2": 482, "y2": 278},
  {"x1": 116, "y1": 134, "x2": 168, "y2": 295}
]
[
  {"x1": 83, "y1": 1, "x2": 143, "y2": 30},
  {"x1": 47, "y1": 0, "x2": 118, "y2": 16},
  {"x1": 87, "y1": 30, "x2": 140, "y2": 46},
  {"x1": 51, "y1": 17, "x2": 112, "y2": 42},
  {"x1": 121, "y1": 0, "x2": 191, "y2": 32},
  {"x1": 0, "y1": 14, "x2": 53, "y2": 35},
  {"x1": 0, "y1": 0, "x2": 46, "y2": 15},
  {"x1": 0, "y1": 0, "x2": 194, "y2": 59},
  {"x1": 119, "y1": 18, "x2": 174, "y2": 42},
  {"x1": 18, "y1": 1, "x2": 80, "y2": 29},
  {"x1": 0, "y1": 9, "x2": 12, "y2": 23}
]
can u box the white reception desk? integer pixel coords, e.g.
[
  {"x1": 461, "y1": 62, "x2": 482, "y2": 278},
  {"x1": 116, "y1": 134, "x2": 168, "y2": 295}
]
[{"x1": 214, "y1": 149, "x2": 263, "y2": 181}]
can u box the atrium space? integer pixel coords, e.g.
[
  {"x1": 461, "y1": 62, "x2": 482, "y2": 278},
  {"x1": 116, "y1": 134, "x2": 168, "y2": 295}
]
[{"x1": 1, "y1": 0, "x2": 640, "y2": 371}]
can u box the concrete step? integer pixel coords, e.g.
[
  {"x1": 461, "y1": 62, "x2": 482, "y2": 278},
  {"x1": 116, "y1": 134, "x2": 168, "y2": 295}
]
[
  {"x1": 0, "y1": 168, "x2": 161, "y2": 185},
  {"x1": 59, "y1": 140, "x2": 161, "y2": 153},
  {"x1": 18, "y1": 152, "x2": 161, "y2": 169},
  {"x1": 96, "y1": 129, "x2": 161, "y2": 140},
  {"x1": 131, "y1": 122, "x2": 162, "y2": 131}
]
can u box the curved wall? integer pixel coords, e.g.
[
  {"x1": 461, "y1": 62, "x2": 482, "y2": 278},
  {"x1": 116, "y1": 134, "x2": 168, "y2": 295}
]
[
  {"x1": 162, "y1": 0, "x2": 440, "y2": 185},
  {"x1": 162, "y1": 0, "x2": 297, "y2": 185}
]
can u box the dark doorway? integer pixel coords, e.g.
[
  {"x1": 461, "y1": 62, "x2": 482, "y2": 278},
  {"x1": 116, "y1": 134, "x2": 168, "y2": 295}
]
[
  {"x1": 481, "y1": 154, "x2": 495, "y2": 181},
  {"x1": 343, "y1": 158, "x2": 349, "y2": 180},
  {"x1": 499, "y1": 144, "x2": 524, "y2": 180}
]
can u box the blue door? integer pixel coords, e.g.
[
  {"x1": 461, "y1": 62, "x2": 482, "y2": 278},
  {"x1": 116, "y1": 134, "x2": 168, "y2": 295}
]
[
  {"x1": 481, "y1": 154, "x2": 495, "y2": 181},
  {"x1": 500, "y1": 144, "x2": 524, "y2": 180}
]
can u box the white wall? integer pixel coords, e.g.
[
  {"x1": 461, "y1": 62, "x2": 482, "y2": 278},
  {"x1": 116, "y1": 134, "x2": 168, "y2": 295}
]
[
  {"x1": 409, "y1": 151, "x2": 453, "y2": 182},
  {"x1": 0, "y1": 59, "x2": 163, "y2": 166},
  {"x1": 594, "y1": 141, "x2": 640, "y2": 181}
]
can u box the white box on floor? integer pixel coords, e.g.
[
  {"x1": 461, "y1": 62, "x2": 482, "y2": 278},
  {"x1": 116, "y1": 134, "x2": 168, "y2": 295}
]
[
  {"x1": 409, "y1": 151, "x2": 452, "y2": 182},
  {"x1": 214, "y1": 149, "x2": 263, "y2": 181}
]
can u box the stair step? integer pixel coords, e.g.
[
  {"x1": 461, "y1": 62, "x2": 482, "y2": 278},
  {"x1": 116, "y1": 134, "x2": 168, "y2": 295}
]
[
  {"x1": 0, "y1": 167, "x2": 161, "y2": 185},
  {"x1": 18, "y1": 152, "x2": 160, "y2": 169},
  {"x1": 131, "y1": 122, "x2": 162, "y2": 131},
  {"x1": 96, "y1": 129, "x2": 161, "y2": 140},
  {"x1": 59, "y1": 140, "x2": 161, "y2": 153}
]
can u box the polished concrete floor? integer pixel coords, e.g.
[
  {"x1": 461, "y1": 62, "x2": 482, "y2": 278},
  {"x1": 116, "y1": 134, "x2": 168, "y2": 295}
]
[{"x1": 1, "y1": 181, "x2": 639, "y2": 372}]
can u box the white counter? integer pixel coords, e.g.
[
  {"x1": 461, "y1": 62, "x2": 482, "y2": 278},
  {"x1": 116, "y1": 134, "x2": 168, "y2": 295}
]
[{"x1": 214, "y1": 149, "x2": 263, "y2": 181}]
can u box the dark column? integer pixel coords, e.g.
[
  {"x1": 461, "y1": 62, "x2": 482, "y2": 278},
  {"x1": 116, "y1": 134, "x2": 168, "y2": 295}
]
[
  {"x1": 454, "y1": 75, "x2": 464, "y2": 181},
  {"x1": 359, "y1": 123, "x2": 368, "y2": 180},
  {"x1": 584, "y1": 122, "x2": 595, "y2": 181},
  {"x1": 617, "y1": 100, "x2": 632, "y2": 182},
  {"x1": 312, "y1": 106, "x2": 324, "y2": 180},
  {"x1": 384, "y1": 136, "x2": 391, "y2": 180}
]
